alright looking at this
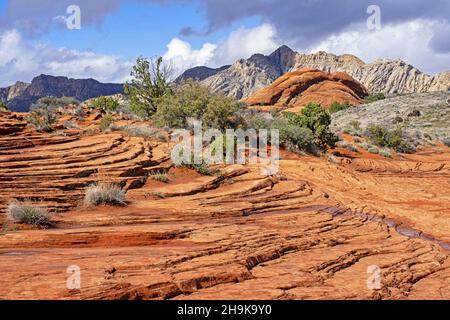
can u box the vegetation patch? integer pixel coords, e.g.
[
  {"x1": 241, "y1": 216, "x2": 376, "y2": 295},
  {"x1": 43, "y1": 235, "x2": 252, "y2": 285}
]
[
  {"x1": 6, "y1": 200, "x2": 51, "y2": 228},
  {"x1": 91, "y1": 96, "x2": 119, "y2": 112},
  {"x1": 150, "y1": 173, "x2": 169, "y2": 183},
  {"x1": 99, "y1": 114, "x2": 115, "y2": 132},
  {"x1": 364, "y1": 93, "x2": 386, "y2": 104},
  {"x1": 366, "y1": 124, "x2": 414, "y2": 153},
  {"x1": 0, "y1": 101, "x2": 9, "y2": 112},
  {"x1": 84, "y1": 183, "x2": 127, "y2": 207},
  {"x1": 329, "y1": 101, "x2": 351, "y2": 114}
]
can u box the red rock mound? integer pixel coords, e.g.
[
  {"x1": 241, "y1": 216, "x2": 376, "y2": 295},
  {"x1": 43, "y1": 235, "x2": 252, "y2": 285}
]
[{"x1": 245, "y1": 68, "x2": 368, "y2": 112}]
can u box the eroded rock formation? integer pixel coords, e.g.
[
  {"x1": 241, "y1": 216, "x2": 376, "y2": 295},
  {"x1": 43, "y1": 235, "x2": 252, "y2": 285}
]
[
  {"x1": 245, "y1": 68, "x2": 368, "y2": 111},
  {"x1": 0, "y1": 111, "x2": 449, "y2": 300}
]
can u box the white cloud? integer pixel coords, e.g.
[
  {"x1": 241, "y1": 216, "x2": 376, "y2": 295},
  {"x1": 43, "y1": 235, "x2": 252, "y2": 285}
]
[
  {"x1": 309, "y1": 19, "x2": 450, "y2": 75},
  {"x1": 0, "y1": 29, "x2": 133, "y2": 87},
  {"x1": 163, "y1": 23, "x2": 280, "y2": 76},
  {"x1": 163, "y1": 38, "x2": 217, "y2": 76},
  {"x1": 213, "y1": 24, "x2": 279, "y2": 65}
]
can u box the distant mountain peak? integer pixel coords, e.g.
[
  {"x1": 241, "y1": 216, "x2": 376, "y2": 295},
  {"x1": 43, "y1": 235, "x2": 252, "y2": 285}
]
[
  {"x1": 178, "y1": 45, "x2": 450, "y2": 99},
  {"x1": 3, "y1": 74, "x2": 124, "y2": 112}
]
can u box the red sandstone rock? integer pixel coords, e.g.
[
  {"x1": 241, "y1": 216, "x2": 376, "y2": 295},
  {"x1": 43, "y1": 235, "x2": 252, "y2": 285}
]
[
  {"x1": 0, "y1": 113, "x2": 449, "y2": 300},
  {"x1": 245, "y1": 68, "x2": 369, "y2": 112}
]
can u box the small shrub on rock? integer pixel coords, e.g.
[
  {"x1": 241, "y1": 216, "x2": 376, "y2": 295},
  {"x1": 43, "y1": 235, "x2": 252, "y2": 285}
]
[
  {"x1": 0, "y1": 101, "x2": 9, "y2": 112},
  {"x1": 367, "y1": 124, "x2": 414, "y2": 153},
  {"x1": 25, "y1": 106, "x2": 58, "y2": 132},
  {"x1": 6, "y1": 200, "x2": 50, "y2": 228},
  {"x1": 364, "y1": 93, "x2": 386, "y2": 104},
  {"x1": 91, "y1": 96, "x2": 119, "y2": 112},
  {"x1": 99, "y1": 114, "x2": 115, "y2": 132},
  {"x1": 329, "y1": 101, "x2": 351, "y2": 114},
  {"x1": 285, "y1": 103, "x2": 339, "y2": 150},
  {"x1": 84, "y1": 183, "x2": 127, "y2": 207}
]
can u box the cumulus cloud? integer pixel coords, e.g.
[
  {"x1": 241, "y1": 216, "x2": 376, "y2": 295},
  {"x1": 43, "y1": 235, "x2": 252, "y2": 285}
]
[
  {"x1": 309, "y1": 19, "x2": 450, "y2": 74},
  {"x1": 163, "y1": 38, "x2": 217, "y2": 75},
  {"x1": 163, "y1": 23, "x2": 279, "y2": 75},
  {"x1": 0, "y1": 29, "x2": 133, "y2": 87},
  {"x1": 190, "y1": 0, "x2": 450, "y2": 47}
]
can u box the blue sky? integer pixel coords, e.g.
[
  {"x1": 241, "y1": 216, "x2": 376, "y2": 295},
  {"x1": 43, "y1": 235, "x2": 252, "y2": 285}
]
[{"x1": 0, "y1": 0, "x2": 449, "y2": 86}]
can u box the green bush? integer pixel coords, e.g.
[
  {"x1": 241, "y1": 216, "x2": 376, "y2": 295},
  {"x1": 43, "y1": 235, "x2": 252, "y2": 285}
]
[
  {"x1": 180, "y1": 161, "x2": 219, "y2": 176},
  {"x1": 329, "y1": 101, "x2": 351, "y2": 114},
  {"x1": 36, "y1": 96, "x2": 79, "y2": 108},
  {"x1": 155, "y1": 81, "x2": 243, "y2": 130},
  {"x1": 337, "y1": 141, "x2": 359, "y2": 152},
  {"x1": 25, "y1": 106, "x2": 58, "y2": 132},
  {"x1": 99, "y1": 114, "x2": 115, "y2": 132},
  {"x1": 364, "y1": 93, "x2": 386, "y2": 104},
  {"x1": 379, "y1": 149, "x2": 392, "y2": 158},
  {"x1": 6, "y1": 201, "x2": 50, "y2": 228},
  {"x1": 150, "y1": 172, "x2": 169, "y2": 183},
  {"x1": 245, "y1": 114, "x2": 314, "y2": 152},
  {"x1": 124, "y1": 57, "x2": 173, "y2": 117},
  {"x1": 285, "y1": 103, "x2": 338, "y2": 149},
  {"x1": 367, "y1": 124, "x2": 414, "y2": 153},
  {"x1": 91, "y1": 96, "x2": 119, "y2": 112},
  {"x1": 0, "y1": 101, "x2": 9, "y2": 112}
]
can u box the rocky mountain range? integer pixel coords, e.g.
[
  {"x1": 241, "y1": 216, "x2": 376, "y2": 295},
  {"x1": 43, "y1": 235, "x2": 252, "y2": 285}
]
[
  {"x1": 175, "y1": 65, "x2": 231, "y2": 83},
  {"x1": 0, "y1": 82, "x2": 29, "y2": 103},
  {"x1": 179, "y1": 45, "x2": 450, "y2": 99},
  {"x1": 1, "y1": 75, "x2": 124, "y2": 112}
]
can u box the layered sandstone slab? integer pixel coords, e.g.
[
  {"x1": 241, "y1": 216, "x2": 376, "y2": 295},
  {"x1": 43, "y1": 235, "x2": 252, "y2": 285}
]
[
  {"x1": 0, "y1": 113, "x2": 449, "y2": 300},
  {"x1": 245, "y1": 68, "x2": 368, "y2": 112},
  {"x1": 0, "y1": 136, "x2": 449, "y2": 299}
]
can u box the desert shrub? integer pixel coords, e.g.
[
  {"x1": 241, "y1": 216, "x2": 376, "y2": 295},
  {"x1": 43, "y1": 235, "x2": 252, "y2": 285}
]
[
  {"x1": 364, "y1": 93, "x2": 386, "y2": 104},
  {"x1": 183, "y1": 162, "x2": 218, "y2": 176},
  {"x1": 177, "y1": 154, "x2": 219, "y2": 176},
  {"x1": 150, "y1": 172, "x2": 169, "y2": 183},
  {"x1": 84, "y1": 183, "x2": 127, "y2": 206},
  {"x1": 442, "y1": 138, "x2": 450, "y2": 147},
  {"x1": 202, "y1": 97, "x2": 244, "y2": 130},
  {"x1": 379, "y1": 149, "x2": 392, "y2": 158},
  {"x1": 25, "y1": 106, "x2": 58, "y2": 132},
  {"x1": 62, "y1": 121, "x2": 80, "y2": 129},
  {"x1": 366, "y1": 124, "x2": 414, "y2": 153},
  {"x1": 6, "y1": 200, "x2": 50, "y2": 228},
  {"x1": 277, "y1": 122, "x2": 314, "y2": 152},
  {"x1": 74, "y1": 105, "x2": 85, "y2": 118},
  {"x1": 337, "y1": 141, "x2": 359, "y2": 152},
  {"x1": 0, "y1": 101, "x2": 9, "y2": 112},
  {"x1": 329, "y1": 101, "x2": 351, "y2": 114},
  {"x1": 35, "y1": 96, "x2": 79, "y2": 109},
  {"x1": 124, "y1": 57, "x2": 173, "y2": 117},
  {"x1": 368, "y1": 147, "x2": 379, "y2": 154},
  {"x1": 124, "y1": 124, "x2": 158, "y2": 137},
  {"x1": 99, "y1": 114, "x2": 115, "y2": 132},
  {"x1": 285, "y1": 103, "x2": 339, "y2": 149},
  {"x1": 91, "y1": 96, "x2": 119, "y2": 112},
  {"x1": 245, "y1": 114, "x2": 314, "y2": 152},
  {"x1": 350, "y1": 120, "x2": 361, "y2": 131},
  {"x1": 155, "y1": 81, "x2": 243, "y2": 130}
]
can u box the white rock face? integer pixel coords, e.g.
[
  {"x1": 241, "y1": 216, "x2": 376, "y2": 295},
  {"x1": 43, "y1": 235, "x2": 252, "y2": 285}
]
[
  {"x1": 194, "y1": 46, "x2": 450, "y2": 99},
  {"x1": 0, "y1": 81, "x2": 29, "y2": 102}
]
